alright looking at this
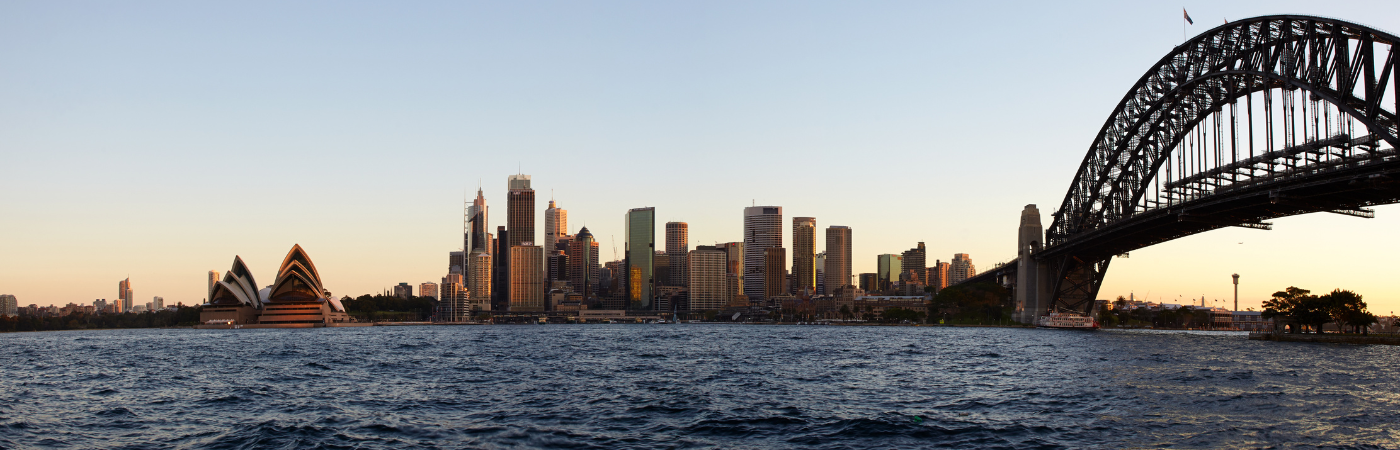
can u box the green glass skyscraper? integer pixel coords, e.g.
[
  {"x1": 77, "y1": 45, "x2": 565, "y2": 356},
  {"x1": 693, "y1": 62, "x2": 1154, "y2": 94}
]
[{"x1": 625, "y1": 207, "x2": 655, "y2": 311}]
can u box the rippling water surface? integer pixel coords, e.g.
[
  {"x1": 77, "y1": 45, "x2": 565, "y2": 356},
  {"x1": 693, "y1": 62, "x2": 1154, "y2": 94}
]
[{"x1": 2, "y1": 325, "x2": 1398, "y2": 449}]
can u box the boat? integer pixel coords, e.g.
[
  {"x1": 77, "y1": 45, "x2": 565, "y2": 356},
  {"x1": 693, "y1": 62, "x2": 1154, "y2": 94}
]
[{"x1": 1036, "y1": 311, "x2": 1100, "y2": 330}]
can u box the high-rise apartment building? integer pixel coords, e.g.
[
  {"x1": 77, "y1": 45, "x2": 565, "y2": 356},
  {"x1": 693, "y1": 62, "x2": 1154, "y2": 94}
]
[
  {"x1": 118, "y1": 278, "x2": 130, "y2": 312},
  {"x1": 950, "y1": 253, "x2": 976, "y2": 284},
  {"x1": 625, "y1": 207, "x2": 655, "y2": 311},
  {"x1": 420, "y1": 282, "x2": 439, "y2": 300},
  {"x1": 1, "y1": 294, "x2": 18, "y2": 316},
  {"x1": 877, "y1": 254, "x2": 903, "y2": 292},
  {"x1": 153, "y1": 296, "x2": 164, "y2": 310},
  {"x1": 928, "y1": 260, "x2": 951, "y2": 292},
  {"x1": 792, "y1": 217, "x2": 816, "y2": 294},
  {"x1": 469, "y1": 188, "x2": 490, "y2": 253},
  {"x1": 825, "y1": 226, "x2": 852, "y2": 293},
  {"x1": 544, "y1": 199, "x2": 567, "y2": 254},
  {"x1": 207, "y1": 271, "x2": 220, "y2": 299},
  {"x1": 902, "y1": 242, "x2": 927, "y2": 285},
  {"x1": 764, "y1": 247, "x2": 787, "y2": 300},
  {"x1": 509, "y1": 245, "x2": 545, "y2": 311},
  {"x1": 467, "y1": 251, "x2": 492, "y2": 310},
  {"x1": 687, "y1": 246, "x2": 727, "y2": 311},
  {"x1": 568, "y1": 227, "x2": 600, "y2": 299},
  {"x1": 743, "y1": 206, "x2": 782, "y2": 301},
  {"x1": 665, "y1": 222, "x2": 688, "y2": 287}
]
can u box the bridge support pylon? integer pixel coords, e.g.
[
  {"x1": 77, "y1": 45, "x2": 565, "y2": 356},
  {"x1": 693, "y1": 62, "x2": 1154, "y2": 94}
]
[{"x1": 1014, "y1": 205, "x2": 1051, "y2": 324}]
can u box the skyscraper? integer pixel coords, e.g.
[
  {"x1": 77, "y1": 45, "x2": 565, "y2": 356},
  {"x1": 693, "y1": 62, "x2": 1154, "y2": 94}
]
[
  {"x1": 929, "y1": 260, "x2": 951, "y2": 292},
  {"x1": 153, "y1": 296, "x2": 164, "y2": 310},
  {"x1": 507, "y1": 174, "x2": 535, "y2": 247},
  {"x1": 720, "y1": 242, "x2": 744, "y2": 304},
  {"x1": 814, "y1": 251, "x2": 826, "y2": 295},
  {"x1": 0, "y1": 294, "x2": 16, "y2": 316},
  {"x1": 625, "y1": 207, "x2": 655, "y2": 311},
  {"x1": 877, "y1": 254, "x2": 903, "y2": 292},
  {"x1": 544, "y1": 199, "x2": 567, "y2": 254},
  {"x1": 510, "y1": 245, "x2": 545, "y2": 311},
  {"x1": 743, "y1": 206, "x2": 782, "y2": 301},
  {"x1": 687, "y1": 246, "x2": 727, "y2": 311},
  {"x1": 792, "y1": 217, "x2": 816, "y2": 294},
  {"x1": 207, "y1": 271, "x2": 220, "y2": 300},
  {"x1": 568, "y1": 227, "x2": 600, "y2": 299},
  {"x1": 469, "y1": 188, "x2": 490, "y2": 253},
  {"x1": 493, "y1": 226, "x2": 509, "y2": 311},
  {"x1": 902, "y1": 242, "x2": 927, "y2": 285},
  {"x1": 468, "y1": 251, "x2": 492, "y2": 310},
  {"x1": 420, "y1": 282, "x2": 439, "y2": 300},
  {"x1": 824, "y1": 226, "x2": 852, "y2": 294},
  {"x1": 764, "y1": 247, "x2": 787, "y2": 300},
  {"x1": 950, "y1": 253, "x2": 976, "y2": 284},
  {"x1": 665, "y1": 222, "x2": 688, "y2": 287}
]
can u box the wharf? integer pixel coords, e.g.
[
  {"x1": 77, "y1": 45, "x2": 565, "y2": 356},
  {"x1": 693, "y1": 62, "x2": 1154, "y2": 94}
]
[{"x1": 1249, "y1": 331, "x2": 1400, "y2": 345}]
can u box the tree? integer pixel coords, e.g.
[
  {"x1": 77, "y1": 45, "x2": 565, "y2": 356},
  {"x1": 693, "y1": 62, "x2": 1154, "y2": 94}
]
[
  {"x1": 1318, "y1": 289, "x2": 1369, "y2": 333},
  {"x1": 839, "y1": 305, "x2": 851, "y2": 321},
  {"x1": 1263, "y1": 287, "x2": 1324, "y2": 333}
]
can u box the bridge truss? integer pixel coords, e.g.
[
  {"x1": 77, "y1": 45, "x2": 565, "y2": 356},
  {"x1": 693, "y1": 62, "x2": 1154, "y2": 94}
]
[{"x1": 1042, "y1": 16, "x2": 1400, "y2": 315}]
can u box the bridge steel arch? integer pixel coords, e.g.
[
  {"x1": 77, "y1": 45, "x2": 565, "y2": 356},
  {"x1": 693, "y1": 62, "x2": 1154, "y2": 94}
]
[{"x1": 1039, "y1": 15, "x2": 1400, "y2": 316}]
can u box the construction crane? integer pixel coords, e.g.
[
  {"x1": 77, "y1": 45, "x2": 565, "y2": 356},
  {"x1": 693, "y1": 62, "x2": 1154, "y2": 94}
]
[{"x1": 611, "y1": 235, "x2": 619, "y2": 261}]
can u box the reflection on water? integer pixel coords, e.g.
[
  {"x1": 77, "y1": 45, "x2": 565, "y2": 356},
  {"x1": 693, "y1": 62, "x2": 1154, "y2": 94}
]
[{"x1": 0, "y1": 326, "x2": 1396, "y2": 448}]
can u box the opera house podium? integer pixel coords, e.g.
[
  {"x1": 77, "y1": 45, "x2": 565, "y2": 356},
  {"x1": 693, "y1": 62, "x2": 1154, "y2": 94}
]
[{"x1": 199, "y1": 245, "x2": 360, "y2": 328}]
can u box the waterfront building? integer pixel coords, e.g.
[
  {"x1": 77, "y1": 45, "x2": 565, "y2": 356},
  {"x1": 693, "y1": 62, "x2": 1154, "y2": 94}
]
[
  {"x1": 544, "y1": 199, "x2": 567, "y2": 254},
  {"x1": 764, "y1": 247, "x2": 787, "y2": 300},
  {"x1": 201, "y1": 245, "x2": 352, "y2": 326},
  {"x1": 902, "y1": 242, "x2": 927, "y2": 285},
  {"x1": 950, "y1": 253, "x2": 976, "y2": 284},
  {"x1": 439, "y1": 279, "x2": 468, "y2": 321},
  {"x1": 877, "y1": 254, "x2": 903, "y2": 292},
  {"x1": 665, "y1": 222, "x2": 688, "y2": 287},
  {"x1": 688, "y1": 246, "x2": 727, "y2": 311},
  {"x1": 625, "y1": 207, "x2": 656, "y2": 311},
  {"x1": 743, "y1": 206, "x2": 782, "y2": 301},
  {"x1": 824, "y1": 226, "x2": 852, "y2": 294},
  {"x1": 792, "y1": 217, "x2": 816, "y2": 294},
  {"x1": 1, "y1": 294, "x2": 17, "y2": 316},
  {"x1": 420, "y1": 282, "x2": 439, "y2": 300},
  {"x1": 509, "y1": 245, "x2": 545, "y2": 311},
  {"x1": 568, "y1": 227, "x2": 600, "y2": 299}
]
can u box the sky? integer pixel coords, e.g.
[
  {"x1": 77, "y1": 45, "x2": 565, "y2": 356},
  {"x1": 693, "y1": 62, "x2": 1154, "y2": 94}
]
[{"x1": 2, "y1": 1, "x2": 1398, "y2": 314}]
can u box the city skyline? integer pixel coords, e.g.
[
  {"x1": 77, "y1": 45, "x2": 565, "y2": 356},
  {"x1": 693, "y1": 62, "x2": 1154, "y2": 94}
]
[{"x1": 2, "y1": 1, "x2": 1399, "y2": 313}]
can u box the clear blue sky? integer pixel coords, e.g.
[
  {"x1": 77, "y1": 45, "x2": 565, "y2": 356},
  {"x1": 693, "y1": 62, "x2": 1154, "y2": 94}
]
[{"x1": 3, "y1": 1, "x2": 1398, "y2": 313}]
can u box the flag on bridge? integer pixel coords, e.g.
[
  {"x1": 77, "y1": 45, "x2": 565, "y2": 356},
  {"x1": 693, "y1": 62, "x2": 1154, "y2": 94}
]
[{"x1": 1183, "y1": 8, "x2": 1194, "y2": 25}]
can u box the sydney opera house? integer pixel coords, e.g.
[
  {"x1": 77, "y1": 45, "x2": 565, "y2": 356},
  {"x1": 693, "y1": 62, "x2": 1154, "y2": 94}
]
[{"x1": 200, "y1": 244, "x2": 361, "y2": 328}]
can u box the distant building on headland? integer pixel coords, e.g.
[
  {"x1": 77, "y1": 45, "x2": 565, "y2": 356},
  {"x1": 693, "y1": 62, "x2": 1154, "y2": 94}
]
[{"x1": 199, "y1": 244, "x2": 358, "y2": 328}]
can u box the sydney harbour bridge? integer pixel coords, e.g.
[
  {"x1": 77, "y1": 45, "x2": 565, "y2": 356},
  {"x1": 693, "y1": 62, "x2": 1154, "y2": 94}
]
[{"x1": 958, "y1": 15, "x2": 1400, "y2": 324}]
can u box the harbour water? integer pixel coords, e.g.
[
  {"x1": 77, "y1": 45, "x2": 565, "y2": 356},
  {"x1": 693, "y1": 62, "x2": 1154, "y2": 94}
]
[{"x1": 1, "y1": 325, "x2": 1397, "y2": 449}]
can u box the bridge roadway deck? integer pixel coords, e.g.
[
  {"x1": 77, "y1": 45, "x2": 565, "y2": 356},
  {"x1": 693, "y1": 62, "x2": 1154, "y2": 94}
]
[{"x1": 1040, "y1": 155, "x2": 1400, "y2": 261}]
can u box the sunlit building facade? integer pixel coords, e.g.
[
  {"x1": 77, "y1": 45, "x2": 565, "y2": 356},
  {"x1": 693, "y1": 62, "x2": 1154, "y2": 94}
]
[{"x1": 626, "y1": 207, "x2": 655, "y2": 311}]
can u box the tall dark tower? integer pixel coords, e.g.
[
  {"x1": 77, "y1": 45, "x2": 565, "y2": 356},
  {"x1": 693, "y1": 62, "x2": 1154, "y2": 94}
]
[{"x1": 507, "y1": 174, "x2": 535, "y2": 247}]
